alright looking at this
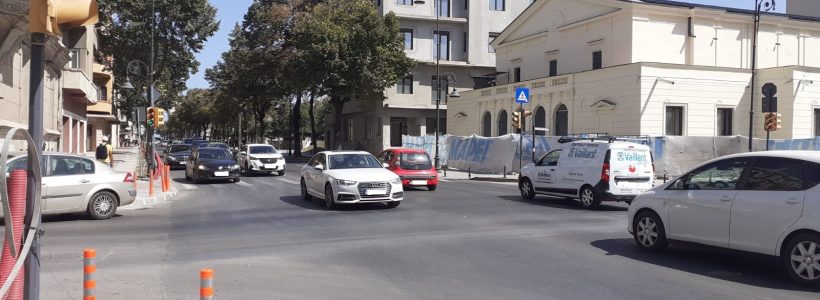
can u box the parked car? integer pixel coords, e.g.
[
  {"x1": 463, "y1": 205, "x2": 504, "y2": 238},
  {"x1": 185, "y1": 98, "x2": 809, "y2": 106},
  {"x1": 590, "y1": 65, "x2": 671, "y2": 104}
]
[
  {"x1": 378, "y1": 148, "x2": 438, "y2": 191},
  {"x1": 191, "y1": 140, "x2": 209, "y2": 149},
  {"x1": 237, "y1": 144, "x2": 286, "y2": 175},
  {"x1": 628, "y1": 151, "x2": 820, "y2": 286},
  {"x1": 184, "y1": 147, "x2": 240, "y2": 183},
  {"x1": 519, "y1": 138, "x2": 655, "y2": 209},
  {"x1": 208, "y1": 142, "x2": 230, "y2": 151},
  {"x1": 2, "y1": 153, "x2": 136, "y2": 220},
  {"x1": 301, "y1": 151, "x2": 403, "y2": 209},
  {"x1": 163, "y1": 144, "x2": 192, "y2": 169}
]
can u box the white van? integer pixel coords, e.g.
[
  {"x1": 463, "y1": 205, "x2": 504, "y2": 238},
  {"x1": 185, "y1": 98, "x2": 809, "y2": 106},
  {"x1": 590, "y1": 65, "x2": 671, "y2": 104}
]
[{"x1": 519, "y1": 138, "x2": 655, "y2": 209}]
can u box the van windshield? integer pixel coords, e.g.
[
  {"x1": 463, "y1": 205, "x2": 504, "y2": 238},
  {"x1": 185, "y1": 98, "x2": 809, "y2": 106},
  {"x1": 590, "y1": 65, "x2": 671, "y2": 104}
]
[{"x1": 400, "y1": 153, "x2": 432, "y2": 170}]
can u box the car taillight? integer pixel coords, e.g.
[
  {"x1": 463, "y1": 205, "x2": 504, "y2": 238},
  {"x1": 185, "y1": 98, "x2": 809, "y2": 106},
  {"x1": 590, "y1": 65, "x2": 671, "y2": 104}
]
[
  {"x1": 601, "y1": 162, "x2": 610, "y2": 182},
  {"x1": 124, "y1": 172, "x2": 135, "y2": 183}
]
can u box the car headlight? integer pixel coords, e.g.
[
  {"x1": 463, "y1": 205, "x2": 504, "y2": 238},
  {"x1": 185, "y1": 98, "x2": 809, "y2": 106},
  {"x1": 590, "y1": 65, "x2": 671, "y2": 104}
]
[
  {"x1": 336, "y1": 179, "x2": 357, "y2": 186},
  {"x1": 168, "y1": 156, "x2": 176, "y2": 161},
  {"x1": 197, "y1": 165, "x2": 208, "y2": 170},
  {"x1": 249, "y1": 156, "x2": 259, "y2": 161},
  {"x1": 389, "y1": 178, "x2": 401, "y2": 185},
  {"x1": 231, "y1": 164, "x2": 240, "y2": 170}
]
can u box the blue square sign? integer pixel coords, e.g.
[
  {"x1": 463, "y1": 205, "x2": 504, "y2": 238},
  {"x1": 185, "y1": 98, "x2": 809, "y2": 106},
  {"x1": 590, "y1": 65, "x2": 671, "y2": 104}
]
[{"x1": 515, "y1": 87, "x2": 530, "y2": 104}]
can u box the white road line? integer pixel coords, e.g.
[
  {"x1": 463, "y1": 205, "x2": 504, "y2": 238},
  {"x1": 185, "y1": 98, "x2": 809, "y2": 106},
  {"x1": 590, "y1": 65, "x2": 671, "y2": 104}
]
[
  {"x1": 255, "y1": 180, "x2": 277, "y2": 186},
  {"x1": 281, "y1": 178, "x2": 299, "y2": 185},
  {"x1": 236, "y1": 181, "x2": 253, "y2": 187},
  {"x1": 181, "y1": 184, "x2": 198, "y2": 190}
]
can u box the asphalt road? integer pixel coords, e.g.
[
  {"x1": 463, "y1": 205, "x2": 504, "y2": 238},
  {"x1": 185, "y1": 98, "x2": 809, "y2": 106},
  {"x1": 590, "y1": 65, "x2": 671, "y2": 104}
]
[{"x1": 36, "y1": 164, "x2": 820, "y2": 299}]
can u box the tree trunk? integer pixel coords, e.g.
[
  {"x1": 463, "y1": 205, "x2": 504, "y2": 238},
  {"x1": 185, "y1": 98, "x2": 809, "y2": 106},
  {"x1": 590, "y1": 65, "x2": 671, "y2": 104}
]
[
  {"x1": 292, "y1": 93, "x2": 303, "y2": 157},
  {"x1": 309, "y1": 91, "x2": 317, "y2": 155},
  {"x1": 256, "y1": 107, "x2": 267, "y2": 144},
  {"x1": 331, "y1": 95, "x2": 346, "y2": 150}
]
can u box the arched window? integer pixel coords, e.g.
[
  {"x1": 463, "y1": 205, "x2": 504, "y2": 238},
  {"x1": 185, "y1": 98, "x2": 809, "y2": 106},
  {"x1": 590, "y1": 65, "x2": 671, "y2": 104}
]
[
  {"x1": 534, "y1": 106, "x2": 546, "y2": 135},
  {"x1": 482, "y1": 111, "x2": 492, "y2": 137},
  {"x1": 554, "y1": 104, "x2": 569, "y2": 136},
  {"x1": 497, "y1": 110, "x2": 508, "y2": 136}
]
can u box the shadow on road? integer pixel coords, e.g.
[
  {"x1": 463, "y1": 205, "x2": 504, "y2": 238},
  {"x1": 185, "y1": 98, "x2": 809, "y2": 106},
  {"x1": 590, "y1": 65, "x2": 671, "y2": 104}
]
[
  {"x1": 279, "y1": 195, "x2": 399, "y2": 211},
  {"x1": 496, "y1": 195, "x2": 627, "y2": 211},
  {"x1": 170, "y1": 177, "x2": 234, "y2": 185},
  {"x1": 40, "y1": 213, "x2": 124, "y2": 223},
  {"x1": 591, "y1": 238, "x2": 820, "y2": 293}
]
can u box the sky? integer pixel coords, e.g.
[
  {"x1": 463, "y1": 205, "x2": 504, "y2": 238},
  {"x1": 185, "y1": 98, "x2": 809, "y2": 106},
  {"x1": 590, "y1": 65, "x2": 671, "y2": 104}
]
[{"x1": 184, "y1": 0, "x2": 789, "y2": 90}]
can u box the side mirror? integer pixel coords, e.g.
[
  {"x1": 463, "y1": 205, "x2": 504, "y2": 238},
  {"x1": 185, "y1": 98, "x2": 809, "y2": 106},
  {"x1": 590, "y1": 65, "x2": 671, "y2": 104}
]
[
  {"x1": 314, "y1": 164, "x2": 324, "y2": 171},
  {"x1": 383, "y1": 163, "x2": 390, "y2": 168},
  {"x1": 674, "y1": 180, "x2": 686, "y2": 190}
]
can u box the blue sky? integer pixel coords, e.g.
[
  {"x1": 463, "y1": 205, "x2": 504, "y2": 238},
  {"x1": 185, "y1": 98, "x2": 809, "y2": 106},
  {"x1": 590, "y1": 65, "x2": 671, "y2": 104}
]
[{"x1": 185, "y1": 0, "x2": 788, "y2": 90}]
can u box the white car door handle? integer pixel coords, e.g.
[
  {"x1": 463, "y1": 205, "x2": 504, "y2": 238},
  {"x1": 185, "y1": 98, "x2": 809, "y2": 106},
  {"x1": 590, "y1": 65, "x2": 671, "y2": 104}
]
[
  {"x1": 720, "y1": 196, "x2": 732, "y2": 202},
  {"x1": 80, "y1": 179, "x2": 91, "y2": 183},
  {"x1": 786, "y1": 200, "x2": 800, "y2": 205}
]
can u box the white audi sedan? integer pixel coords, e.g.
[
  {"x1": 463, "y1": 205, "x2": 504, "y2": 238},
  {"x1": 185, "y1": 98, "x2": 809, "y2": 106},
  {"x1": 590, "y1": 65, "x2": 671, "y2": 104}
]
[
  {"x1": 300, "y1": 151, "x2": 403, "y2": 209},
  {"x1": 628, "y1": 151, "x2": 820, "y2": 286}
]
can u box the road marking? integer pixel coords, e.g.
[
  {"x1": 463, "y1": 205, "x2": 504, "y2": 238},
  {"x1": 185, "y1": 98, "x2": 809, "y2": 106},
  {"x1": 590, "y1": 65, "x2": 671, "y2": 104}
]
[
  {"x1": 181, "y1": 184, "x2": 198, "y2": 190},
  {"x1": 256, "y1": 180, "x2": 277, "y2": 186},
  {"x1": 281, "y1": 178, "x2": 299, "y2": 185},
  {"x1": 236, "y1": 181, "x2": 253, "y2": 187}
]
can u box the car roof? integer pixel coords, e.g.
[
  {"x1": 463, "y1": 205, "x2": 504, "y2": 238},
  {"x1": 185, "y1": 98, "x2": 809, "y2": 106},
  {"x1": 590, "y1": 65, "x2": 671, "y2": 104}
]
[
  {"x1": 319, "y1": 150, "x2": 372, "y2": 155},
  {"x1": 195, "y1": 147, "x2": 227, "y2": 151},
  {"x1": 719, "y1": 151, "x2": 820, "y2": 164},
  {"x1": 247, "y1": 144, "x2": 274, "y2": 147},
  {"x1": 385, "y1": 148, "x2": 427, "y2": 154}
]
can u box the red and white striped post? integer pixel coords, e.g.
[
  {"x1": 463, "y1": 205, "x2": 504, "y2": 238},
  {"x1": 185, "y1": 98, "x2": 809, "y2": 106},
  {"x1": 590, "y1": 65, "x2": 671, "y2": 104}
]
[{"x1": 83, "y1": 249, "x2": 96, "y2": 300}]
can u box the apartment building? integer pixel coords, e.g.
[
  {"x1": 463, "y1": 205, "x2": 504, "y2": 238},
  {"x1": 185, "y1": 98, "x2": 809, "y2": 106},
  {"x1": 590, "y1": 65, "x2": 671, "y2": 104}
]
[
  {"x1": 326, "y1": 0, "x2": 532, "y2": 153},
  {"x1": 61, "y1": 26, "x2": 99, "y2": 154},
  {"x1": 448, "y1": 0, "x2": 820, "y2": 141}
]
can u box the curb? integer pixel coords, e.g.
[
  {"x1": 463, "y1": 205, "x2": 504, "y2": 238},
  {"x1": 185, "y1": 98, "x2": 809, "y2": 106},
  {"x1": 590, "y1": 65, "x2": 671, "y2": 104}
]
[
  {"x1": 468, "y1": 177, "x2": 519, "y2": 183},
  {"x1": 120, "y1": 187, "x2": 179, "y2": 210}
]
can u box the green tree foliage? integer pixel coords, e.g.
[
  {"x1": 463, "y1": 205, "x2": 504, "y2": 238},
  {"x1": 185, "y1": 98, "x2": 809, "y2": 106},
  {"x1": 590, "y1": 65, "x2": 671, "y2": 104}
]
[
  {"x1": 170, "y1": 88, "x2": 215, "y2": 137},
  {"x1": 96, "y1": 0, "x2": 219, "y2": 113}
]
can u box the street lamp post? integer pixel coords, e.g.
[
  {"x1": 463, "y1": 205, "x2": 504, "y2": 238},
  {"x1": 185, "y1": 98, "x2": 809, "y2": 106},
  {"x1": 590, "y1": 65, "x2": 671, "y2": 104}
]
[
  {"x1": 749, "y1": 0, "x2": 775, "y2": 151},
  {"x1": 122, "y1": 0, "x2": 157, "y2": 168},
  {"x1": 413, "y1": 0, "x2": 460, "y2": 169}
]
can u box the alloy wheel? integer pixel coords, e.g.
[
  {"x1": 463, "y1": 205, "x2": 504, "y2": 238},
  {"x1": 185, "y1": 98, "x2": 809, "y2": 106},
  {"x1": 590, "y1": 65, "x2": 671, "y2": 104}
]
[
  {"x1": 94, "y1": 194, "x2": 115, "y2": 217},
  {"x1": 581, "y1": 189, "x2": 594, "y2": 206},
  {"x1": 520, "y1": 181, "x2": 532, "y2": 198},
  {"x1": 790, "y1": 241, "x2": 820, "y2": 281},
  {"x1": 636, "y1": 217, "x2": 659, "y2": 247}
]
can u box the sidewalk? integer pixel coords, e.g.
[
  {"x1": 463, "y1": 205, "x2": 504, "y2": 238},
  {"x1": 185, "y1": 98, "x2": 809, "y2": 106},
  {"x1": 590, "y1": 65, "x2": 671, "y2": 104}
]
[{"x1": 438, "y1": 167, "x2": 519, "y2": 183}]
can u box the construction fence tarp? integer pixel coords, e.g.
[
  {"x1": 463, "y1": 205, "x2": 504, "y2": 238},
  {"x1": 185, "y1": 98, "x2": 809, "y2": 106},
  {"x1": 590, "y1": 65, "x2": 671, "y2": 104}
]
[{"x1": 402, "y1": 134, "x2": 820, "y2": 177}]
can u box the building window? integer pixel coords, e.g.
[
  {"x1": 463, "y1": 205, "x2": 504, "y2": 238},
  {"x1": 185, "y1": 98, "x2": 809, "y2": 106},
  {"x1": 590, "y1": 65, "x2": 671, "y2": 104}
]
[
  {"x1": 513, "y1": 67, "x2": 521, "y2": 83},
  {"x1": 68, "y1": 49, "x2": 81, "y2": 69},
  {"x1": 592, "y1": 51, "x2": 603, "y2": 70},
  {"x1": 488, "y1": 32, "x2": 499, "y2": 53},
  {"x1": 399, "y1": 28, "x2": 413, "y2": 50},
  {"x1": 482, "y1": 111, "x2": 492, "y2": 137},
  {"x1": 346, "y1": 118, "x2": 354, "y2": 141},
  {"x1": 534, "y1": 106, "x2": 546, "y2": 135},
  {"x1": 365, "y1": 116, "x2": 373, "y2": 139},
  {"x1": 815, "y1": 109, "x2": 820, "y2": 136},
  {"x1": 554, "y1": 104, "x2": 568, "y2": 136},
  {"x1": 666, "y1": 106, "x2": 684, "y2": 136},
  {"x1": 432, "y1": 75, "x2": 450, "y2": 104},
  {"x1": 375, "y1": 0, "x2": 381, "y2": 6},
  {"x1": 497, "y1": 110, "x2": 508, "y2": 136},
  {"x1": 549, "y1": 60, "x2": 558, "y2": 77},
  {"x1": 425, "y1": 118, "x2": 446, "y2": 134},
  {"x1": 490, "y1": 0, "x2": 505, "y2": 11},
  {"x1": 434, "y1": 30, "x2": 450, "y2": 60},
  {"x1": 396, "y1": 0, "x2": 412, "y2": 5},
  {"x1": 377, "y1": 117, "x2": 383, "y2": 137},
  {"x1": 435, "y1": 0, "x2": 450, "y2": 17},
  {"x1": 463, "y1": 32, "x2": 467, "y2": 53},
  {"x1": 397, "y1": 75, "x2": 413, "y2": 94},
  {"x1": 717, "y1": 108, "x2": 733, "y2": 136}
]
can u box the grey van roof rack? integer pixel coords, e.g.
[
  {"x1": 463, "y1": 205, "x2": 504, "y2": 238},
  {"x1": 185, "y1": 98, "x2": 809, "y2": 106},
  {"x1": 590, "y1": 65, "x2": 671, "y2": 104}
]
[{"x1": 557, "y1": 134, "x2": 651, "y2": 145}]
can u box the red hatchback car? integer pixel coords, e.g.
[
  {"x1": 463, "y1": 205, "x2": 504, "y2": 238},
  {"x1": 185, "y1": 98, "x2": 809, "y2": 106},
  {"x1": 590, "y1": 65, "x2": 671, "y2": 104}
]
[{"x1": 378, "y1": 148, "x2": 439, "y2": 191}]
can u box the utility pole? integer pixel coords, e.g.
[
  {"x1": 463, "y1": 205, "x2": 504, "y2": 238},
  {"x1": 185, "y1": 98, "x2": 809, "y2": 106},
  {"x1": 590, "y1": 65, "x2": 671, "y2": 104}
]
[{"x1": 749, "y1": 0, "x2": 776, "y2": 151}]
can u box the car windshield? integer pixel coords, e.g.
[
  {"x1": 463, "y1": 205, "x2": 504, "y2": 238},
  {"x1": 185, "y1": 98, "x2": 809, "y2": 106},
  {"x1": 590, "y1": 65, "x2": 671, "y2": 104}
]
[
  {"x1": 208, "y1": 143, "x2": 229, "y2": 149},
  {"x1": 328, "y1": 154, "x2": 382, "y2": 169},
  {"x1": 400, "y1": 153, "x2": 433, "y2": 170},
  {"x1": 249, "y1": 146, "x2": 276, "y2": 154},
  {"x1": 192, "y1": 141, "x2": 208, "y2": 147},
  {"x1": 197, "y1": 149, "x2": 232, "y2": 160},
  {"x1": 169, "y1": 145, "x2": 191, "y2": 152}
]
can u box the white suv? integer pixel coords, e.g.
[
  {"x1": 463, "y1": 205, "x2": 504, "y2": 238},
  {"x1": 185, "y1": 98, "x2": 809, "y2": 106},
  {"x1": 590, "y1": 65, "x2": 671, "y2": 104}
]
[
  {"x1": 519, "y1": 138, "x2": 655, "y2": 209},
  {"x1": 237, "y1": 144, "x2": 286, "y2": 175},
  {"x1": 628, "y1": 151, "x2": 820, "y2": 286}
]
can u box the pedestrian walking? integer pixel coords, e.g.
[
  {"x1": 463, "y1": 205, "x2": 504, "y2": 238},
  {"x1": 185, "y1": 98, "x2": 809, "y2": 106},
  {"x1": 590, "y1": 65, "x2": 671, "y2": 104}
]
[{"x1": 95, "y1": 137, "x2": 114, "y2": 167}]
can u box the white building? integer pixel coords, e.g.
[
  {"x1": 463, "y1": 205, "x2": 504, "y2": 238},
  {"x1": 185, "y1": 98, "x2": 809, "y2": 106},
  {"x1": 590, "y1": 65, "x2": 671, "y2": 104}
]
[
  {"x1": 447, "y1": 0, "x2": 820, "y2": 142},
  {"x1": 326, "y1": 0, "x2": 532, "y2": 152}
]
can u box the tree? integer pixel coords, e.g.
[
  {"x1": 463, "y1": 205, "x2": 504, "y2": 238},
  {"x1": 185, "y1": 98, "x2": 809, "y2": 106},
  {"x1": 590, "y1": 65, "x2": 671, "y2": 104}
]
[
  {"x1": 292, "y1": 0, "x2": 415, "y2": 149},
  {"x1": 96, "y1": 0, "x2": 219, "y2": 113}
]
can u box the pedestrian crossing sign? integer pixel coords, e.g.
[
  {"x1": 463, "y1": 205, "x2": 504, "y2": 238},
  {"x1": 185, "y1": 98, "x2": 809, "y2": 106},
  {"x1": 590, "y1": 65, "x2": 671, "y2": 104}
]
[{"x1": 515, "y1": 87, "x2": 530, "y2": 104}]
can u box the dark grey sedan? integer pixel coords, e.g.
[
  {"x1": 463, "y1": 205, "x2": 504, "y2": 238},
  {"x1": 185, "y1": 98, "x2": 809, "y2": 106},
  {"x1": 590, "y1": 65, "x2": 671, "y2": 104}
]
[{"x1": 184, "y1": 147, "x2": 241, "y2": 183}]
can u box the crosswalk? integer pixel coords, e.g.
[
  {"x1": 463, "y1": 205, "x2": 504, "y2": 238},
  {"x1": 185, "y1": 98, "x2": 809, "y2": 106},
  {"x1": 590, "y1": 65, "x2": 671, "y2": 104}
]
[{"x1": 174, "y1": 177, "x2": 298, "y2": 190}]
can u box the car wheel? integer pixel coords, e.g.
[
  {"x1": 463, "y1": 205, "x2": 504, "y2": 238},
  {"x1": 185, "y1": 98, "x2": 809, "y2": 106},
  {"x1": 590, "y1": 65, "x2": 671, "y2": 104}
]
[
  {"x1": 88, "y1": 191, "x2": 118, "y2": 220},
  {"x1": 783, "y1": 232, "x2": 820, "y2": 286},
  {"x1": 519, "y1": 178, "x2": 536, "y2": 200},
  {"x1": 324, "y1": 184, "x2": 336, "y2": 210},
  {"x1": 386, "y1": 201, "x2": 400, "y2": 208},
  {"x1": 427, "y1": 185, "x2": 437, "y2": 191},
  {"x1": 632, "y1": 211, "x2": 668, "y2": 252},
  {"x1": 234, "y1": 176, "x2": 241, "y2": 183},
  {"x1": 301, "y1": 178, "x2": 312, "y2": 201},
  {"x1": 278, "y1": 171, "x2": 285, "y2": 176},
  {"x1": 579, "y1": 186, "x2": 601, "y2": 209}
]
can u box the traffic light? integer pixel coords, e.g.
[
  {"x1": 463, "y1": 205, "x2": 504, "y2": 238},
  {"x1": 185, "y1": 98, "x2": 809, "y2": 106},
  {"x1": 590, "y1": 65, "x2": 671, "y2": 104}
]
[
  {"x1": 146, "y1": 107, "x2": 156, "y2": 128},
  {"x1": 764, "y1": 112, "x2": 783, "y2": 132},
  {"x1": 29, "y1": 0, "x2": 100, "y2": 35},
  {"x1": 155, "y1": 107, "x2": 166, "y2": 127},
  {"x1": 522, "y1": 110, "x2": 532, "y2": 118},
  {"x1": 512, "y1": 111, "x2": 521, "y2": 129}
]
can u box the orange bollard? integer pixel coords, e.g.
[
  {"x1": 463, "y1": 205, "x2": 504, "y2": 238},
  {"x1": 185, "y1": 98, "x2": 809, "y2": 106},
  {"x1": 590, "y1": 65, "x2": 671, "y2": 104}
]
[
  {"x1": 162, "y1": 166, "x2": 169, "y2": 192},
  {"x1": 84, "y1": 249, "x2": 96, "y2": 300},
  {"x1": 149, "y1": 172, "x2": 154, "y2": 197},
  {"x1": 200, "y1": 268, "x2": 214, "y2": 300},
  {"x1": 166, "y1": 165, "x2": 172, "y2": 190}
]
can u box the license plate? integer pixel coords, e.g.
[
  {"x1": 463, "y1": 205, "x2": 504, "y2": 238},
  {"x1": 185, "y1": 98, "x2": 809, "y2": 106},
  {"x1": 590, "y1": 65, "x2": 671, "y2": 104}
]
[
  {"x1": 411, "y1": 180, "x2": 427, "y2": 185},
  {"x1": 179, "y1": 162, "x2": 186, "y2": 165},
  {"x1": 264, "y1": 164, "x2": 276, "y2": 169},
  {"x1": 214, "y1": 171, "x2": 229, "y2": 177},
  {"x1": 365, "y1": 189, "x2": 386, "y2": 195}
]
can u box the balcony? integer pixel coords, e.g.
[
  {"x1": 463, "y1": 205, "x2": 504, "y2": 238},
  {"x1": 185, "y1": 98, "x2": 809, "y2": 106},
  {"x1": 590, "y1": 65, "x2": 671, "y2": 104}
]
[{"x1": 62, "y1": 68, "x2": 98, "y2": 104}]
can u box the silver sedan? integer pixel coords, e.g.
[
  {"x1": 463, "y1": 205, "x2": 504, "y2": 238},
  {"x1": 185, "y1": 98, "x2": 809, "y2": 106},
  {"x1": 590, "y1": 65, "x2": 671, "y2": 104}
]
[{"x1": 2, "y1": 153, "x2": 136, "y2": 219}]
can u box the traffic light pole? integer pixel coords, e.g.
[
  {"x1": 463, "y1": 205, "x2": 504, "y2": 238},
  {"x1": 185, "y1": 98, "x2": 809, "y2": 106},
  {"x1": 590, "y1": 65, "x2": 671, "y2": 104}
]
[
  {"x1": 518, "y1": 104, "x2": 523, "y2": 176},
  {"x1": 25, "y1": 32, "x2": 46, "y2": 300}
]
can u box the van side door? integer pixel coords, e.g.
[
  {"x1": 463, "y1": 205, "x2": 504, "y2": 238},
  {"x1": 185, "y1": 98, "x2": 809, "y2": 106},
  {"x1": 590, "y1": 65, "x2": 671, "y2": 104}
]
[{"x1": 531, "y1": 150, "x2": 562, "y2": 194}]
